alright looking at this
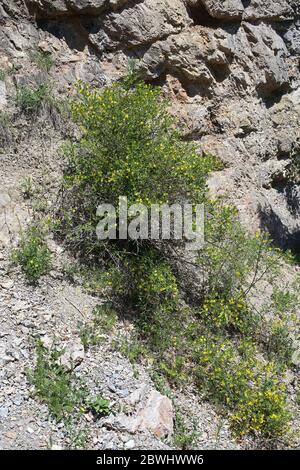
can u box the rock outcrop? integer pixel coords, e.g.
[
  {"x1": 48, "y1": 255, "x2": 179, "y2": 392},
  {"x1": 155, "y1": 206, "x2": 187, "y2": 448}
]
[{"x1": 0, "y1": 1, "x2": 299, "y2": 249}]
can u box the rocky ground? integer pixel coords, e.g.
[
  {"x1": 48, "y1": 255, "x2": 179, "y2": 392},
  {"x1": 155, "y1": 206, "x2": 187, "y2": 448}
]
[
  {"x1": 0, "y1": 273, "x2": 242, "y2": 450},
  {"x1": 0, "y1": 161, "x2": 241, "y2": 449},
  {"x1": 0, "y1": 0, "x2": 300, "y2": 450}
]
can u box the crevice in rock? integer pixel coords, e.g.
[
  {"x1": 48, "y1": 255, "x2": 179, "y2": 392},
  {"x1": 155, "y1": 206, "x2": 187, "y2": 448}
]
[
  {"x1": 258, "y1": 202, "x2": 300, "y2": 254},
  {"x1": 257, "y1": 83, "x2": 291, "y2": 108},
  {"x1": 79, "y1": 16, "x2": 103, "y2": 36},
  {"x1": 207, "y1": 62, "x2": 231, "y2": 83},
  {"x1": 241, "y1": 0, "x2": 251, "y2": 7},
  {"x1": 187, "y1": 3, "x2": 221, "y2": 28},
  {"x1": 273, "y1": 181, "x2": 300, "y2": 217},
  {"x1": 187, "y1": 3, "x2": 243, "y2": 36},
  {"x1": 173, "y1": 78, "x2": 213, "y2": 99},
  {"x1": 36, "y1": 18, "x2": 94, "y2": 53},
  {"x1": 282, "y1": 182, "x2": 300, "y2": 217},
  {"x1": 146, "y1": 69, "x2": 213, "y2": 100}
]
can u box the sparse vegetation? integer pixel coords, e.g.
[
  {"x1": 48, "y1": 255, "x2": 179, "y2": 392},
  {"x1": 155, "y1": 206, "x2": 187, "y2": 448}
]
[
  {"x1": 261, "y1": 288, "x2": 300, "y2": 366},
  {"x1": 67, "y1": 428, "x2": 90, "y2": 450},
  {"x1": 30, "y1": 49, "x2": 55, "y2": 73},
  {"x1": 174, "y1": 410, "x2": 199, "y2": 449},
  {"x1": 0, "y1": 111, "x2": 13, "y2": 147},
  {"x1": 15, "y1": 81, "x2": 63, "y2": 125},
  {"x1": 87, "y1": 396, "x2": 111, "y2": 418},
  {"x1": 80, "y1": 303, "x2": 117, "y2": 350},
  {"x1": 16, "y1": 83, "x2": 49, "y2": 114},
  {"x1": 27, "y1": 342, "x2": 87, "y2": 422},
  {"x1": 20, "y1": 176, "x2": 35, "y2": 199},
  {"x1": 118, "y1": 335, "x2": 149, "y2": 364},
  {"x1": 28, "y1": 341, "x2": 111, "y2": 425},
  {"x1": 12, "y1": 225, "x2": 52, "y2": 282},
  {"x1": 0, "y1": 64, "x2": 18, "y2": 80}
]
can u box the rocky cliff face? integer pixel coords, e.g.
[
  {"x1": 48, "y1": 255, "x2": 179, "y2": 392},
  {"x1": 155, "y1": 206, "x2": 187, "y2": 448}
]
[
  {"x1": 0, "y1": 0, "x2": 300, "y2": 250},
  {"x1": 1, "y1": 0, "x2": 299, "y2": 252},
  {"x1": 0, "y1": 0, "x2": 299, "y2": 451}
]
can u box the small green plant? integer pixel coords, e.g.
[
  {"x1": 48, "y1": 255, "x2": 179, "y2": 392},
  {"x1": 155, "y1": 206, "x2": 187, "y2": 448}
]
[
  {"x1": 80, "y1": 303, "x2": 117, "y2": 350},
  {"x1": 174, "y1": 410, "x2": 199, "y2": 449},
  {"x1": 151, "y1": 370, "x2": 172, "y2": 398},
  {"x1": 261, "y1": 288, "x2": 299, "y2": 365},
  {"x1": 16, "y1": 83, "x2": 49, "y2": 114},
  {"x1": 93, "y1": 304, "x2": 118, "y2": 332},
  {"x1": 13, "y1": 225, "x2": 51, "y2": 282},
  {"x1": 265, "y1": 318, "x2": 294, "y2": 365},
  {"x1": 27, "y1": 342, "x2": 87, "y2": 421},
  {"x1": 119, "y1": 336, "x2": 149, "y2": 364},
  {"x1": 20, "y1": 176, "x2": 35, "y2": 199},
  {"x1": 87, "y1": 396, "x2": 111, "y2": 418},
  {"x1": 31, "y1": 194, "x2": 49, "y2": 213},
  {"x1": 67, "y1": 427, "x2": 90, "y2": 450},
  {"x1": 0, "y1": 111, "x2": 13, "y2": 147},
  {"x1": 80, "y1": 324, "x2": 102, "y2": 350},
  {"x1": 31, "y1": 49, "x2": 55, "y2": 72},
  {"x1": 0, "y1": 64, "x2": 18, "y2": 81}
]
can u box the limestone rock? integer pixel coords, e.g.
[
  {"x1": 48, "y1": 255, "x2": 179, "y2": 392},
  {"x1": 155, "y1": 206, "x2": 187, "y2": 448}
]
[
  {"x1": 189, "y1": 0, "x2": 244, "y2": 20},
  {"x1": 99, "y1": 0, "x2": 191, "y2": 49},
  {"x1": 25, "y1": 0, "x2": 70, "y2": 17},
  {"x1": 140, "y1": 27, "x2": 223, "y2": 84},
  {"x1": 243, "y1": 0, "x2": 294, "y2": 21},
  {"x1": 284, "y1": 20, "x2": 300, "y2": 55},
  {"x1": 107, "y1": 390, "x2": 174, "y2": 438},
  {"x1": 67, "y1": 0, "x2": 109, "y2": 14},
  {"x1": 26, "y1": 1, "x2": 149, "y2": 18},
  {"x1": 136, "y1": 390, "x2": 174, "y2": 438},
  {"x1": 25, "y1": 0, "x2": 110, "y2": 17},
  {"x1": 40, "y1": 334, "x2": 54, "y2": 350},
  {"x1": 59, "y1": 338, "x2": 85, "y2": 370},
  {"x1": 235, "y1": 23, "x2": 289, "y2": 94},
  {"x1": 0, "y1": 279, "x2": 14, "y2": 290},
  {"x1": 187, "y1": 0, "x2": 293, "y2": 21}
]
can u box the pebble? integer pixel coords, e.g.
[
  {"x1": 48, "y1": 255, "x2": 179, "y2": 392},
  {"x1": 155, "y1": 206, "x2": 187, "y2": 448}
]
[
  {"x1": 5, "y1": 431, "x2": 17, "y2": 440},
  {"x1": 124, "y1": 439, "x2": 135, "y2": 450},
  {"x1": 0, "y1": 407, "x2": 9, "y2": 419},
  {"x1": 0, "y1": 279, "x2": 14, "y2": 289}
]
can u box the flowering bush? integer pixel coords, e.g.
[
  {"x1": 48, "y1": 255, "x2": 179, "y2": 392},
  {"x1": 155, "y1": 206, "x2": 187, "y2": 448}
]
[{"x1": 55, "y1": 72, "x2": 296, "y2": 442}]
